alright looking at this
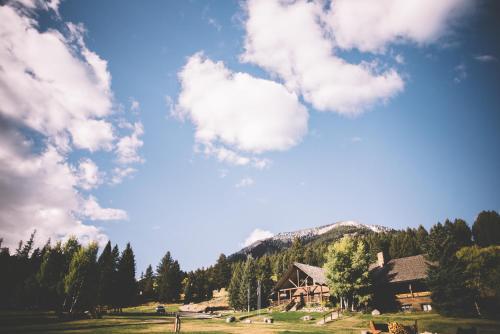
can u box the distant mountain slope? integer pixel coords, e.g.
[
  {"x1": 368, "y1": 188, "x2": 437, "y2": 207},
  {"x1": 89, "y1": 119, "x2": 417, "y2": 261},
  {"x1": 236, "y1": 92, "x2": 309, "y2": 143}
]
[{"x1": 231, "y1": 221, "x2": 391, "y2": 259}]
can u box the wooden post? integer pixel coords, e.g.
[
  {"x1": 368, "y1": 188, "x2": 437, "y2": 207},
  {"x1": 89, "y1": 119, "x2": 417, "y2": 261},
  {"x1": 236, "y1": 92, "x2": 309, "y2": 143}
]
[{"x1": 278, "y1": 291, "x2": 280, "y2": 305}]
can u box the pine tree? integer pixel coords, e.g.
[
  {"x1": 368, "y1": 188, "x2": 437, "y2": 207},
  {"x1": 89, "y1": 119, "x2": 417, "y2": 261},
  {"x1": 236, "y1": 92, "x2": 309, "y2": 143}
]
[
  {"x1": 239, "y1": 257, "x2": 258, "y2": 311},
  {"x1": 117, "y1": 243, "x2": 137, "y2": 309},
  {"x1": 213, "y1": 254, "x2": 231, "y2": 290},
  {"x1": 472, "y1": 211, "x2": 500, "y2": 247},
  {"x1": 37, "y1": 242, "x2": 65, "y2": 310},
  {"x1": 142, "y1": 265, "x2": 155, "y2": 300},
  {"x1": 257, "y1": 256, "x2": 274, "y2": 307},
  {"x1": 156, "y1": 251, "x2": 182, "y2": 302},
  {"x1": 97, "y1": 241, "x2": 115, "y2": 307},
  {"x1": 109, "y1": 244, "x2": 121, "y2": 310},
  {"x1": 228, "y1": 262, "x2": 243, "y2": 310}
]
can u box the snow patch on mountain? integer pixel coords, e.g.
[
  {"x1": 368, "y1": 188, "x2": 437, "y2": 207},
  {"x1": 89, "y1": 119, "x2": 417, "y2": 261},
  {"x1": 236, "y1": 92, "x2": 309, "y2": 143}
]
[{"x1": 241, "y1": 220, "x2": 389, "y2": 252}]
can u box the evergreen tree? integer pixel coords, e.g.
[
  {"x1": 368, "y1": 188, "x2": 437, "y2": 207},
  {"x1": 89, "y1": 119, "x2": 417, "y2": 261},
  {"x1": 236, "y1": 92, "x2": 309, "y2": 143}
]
[
  {"x1": 182, "y1": 273, "x2": 194, "y2": 304},
  {"x1": 109, "y1": 245, "x2": 121, "y2": 310},
  {"x1": 228, "y1": 262, "x2": 243, "y2": 310},
  {"x1": 142, "y1": 265, "x2": 155, "y2": 300},
  {"x1": 156, "y1": 251, "x2": 182, "y2": 302},
  {"x1": 117, "y1": 243, "x2": 137, "y2": 309},
  {"x1": 456, "y1": 245, "x2": 500, "y2": 317},
  {"x1": 239, "y1": 257, "x2": 258, "y2": 311},
  {"x1": 289, "y1": 237, "x2": 304, "y2": 263},
  {"x1": 37, "y1": 242, "x2": 65, "y2": 310},
  {"x1": 97, "y1": 241, "x2": 115, "y2": 307},
  {"x1": 213, "y1": 254, "x2": 231, "y2": 290},
  {"x1": 257, "y1": 256, "x2": 274, "y2": 307},
  {"x1": 472, "y1": 210, "x2": 500, "y2": 247},
  {"x1": 427, "y1": 220, "x2": 476, "y2": 316}
]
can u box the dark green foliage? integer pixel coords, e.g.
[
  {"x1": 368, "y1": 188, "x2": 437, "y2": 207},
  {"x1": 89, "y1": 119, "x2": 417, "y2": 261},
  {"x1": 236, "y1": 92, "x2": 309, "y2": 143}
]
[
  {"x1": 228, "y1": 262, "x2": 244, "y2": 310},
  {"x1": 156, "y1": 251, "x2": 182, "y2": 302},
  {"x1": 37, "y1": 243, "x2": 65, "y2": 310},
  {"x1": 426, "y1": 219, "x2": 476, "y2": 316},
  {"x1": 0, "y1": 233, "x2": 139, "y2": 313},
  {"x1": 139, "y1": 265, "x2": 156, "y2": 301},
  {"x1": 212, "y1": 253, "x2": 231, "y2": 290},
  {"x1": 116, "y1": 243, "x2": 137, "y2": 308},
  {"x1": 472, "y1": 210, "x2": 500, "y2": 247},
  {"x1": 96, "y1": 241, "x2": 116, "y2": 307}
]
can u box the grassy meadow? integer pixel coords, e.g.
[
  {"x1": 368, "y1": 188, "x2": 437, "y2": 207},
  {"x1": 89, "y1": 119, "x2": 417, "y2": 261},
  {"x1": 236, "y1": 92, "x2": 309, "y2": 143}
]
[{"x1": 1, "y1": 305, "x2": 499, "y2": 334}]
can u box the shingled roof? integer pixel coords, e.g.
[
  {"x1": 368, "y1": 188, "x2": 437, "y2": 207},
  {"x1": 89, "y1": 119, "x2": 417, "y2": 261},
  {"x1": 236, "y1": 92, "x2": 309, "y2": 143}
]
[
  {"x1": 274, "y1": 262, "x2": 327, "y2": 290},
  {"x1": 370, "y1": 254, "x2": 432, "y2": 283},
  {"x1": 293, "y1": 262, "x2": 327, "y2": 285}
]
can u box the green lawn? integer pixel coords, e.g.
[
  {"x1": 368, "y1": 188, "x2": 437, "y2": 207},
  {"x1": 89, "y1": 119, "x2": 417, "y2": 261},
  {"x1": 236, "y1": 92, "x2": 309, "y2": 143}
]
[{"x1": 1, "y1": 309, "x2": 499, "y2": 334}]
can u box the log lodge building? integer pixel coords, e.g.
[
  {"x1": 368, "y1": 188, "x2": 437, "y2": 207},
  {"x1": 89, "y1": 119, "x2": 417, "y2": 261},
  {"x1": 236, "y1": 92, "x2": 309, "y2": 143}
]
[{"x1": 272, "y1": 252, "x2": 433, "y2": 312}]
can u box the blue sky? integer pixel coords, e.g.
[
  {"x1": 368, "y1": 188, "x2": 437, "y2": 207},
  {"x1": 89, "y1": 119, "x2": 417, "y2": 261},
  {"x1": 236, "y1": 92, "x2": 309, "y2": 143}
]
[{"x1": 0, "y1": 0, "x2": 499, "y2": 273}]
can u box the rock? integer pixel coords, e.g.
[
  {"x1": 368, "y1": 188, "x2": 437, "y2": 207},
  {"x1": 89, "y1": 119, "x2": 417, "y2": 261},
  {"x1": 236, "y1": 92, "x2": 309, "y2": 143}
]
[
  {"x1": 225, "y1": 316, "x2": 235, "y2": 323},
  {"x1": 243, "y1": 319, "x2": 252, "y2": 323},
  {"x1": 301, "y1": 315, "x2": 314, "y2": 321},
  {"x1": 371, "y1": 309, "x2": 381, "y2": 316},
  {"x1": 263, "y1": 317, "x2": 274, "y2": 323}
]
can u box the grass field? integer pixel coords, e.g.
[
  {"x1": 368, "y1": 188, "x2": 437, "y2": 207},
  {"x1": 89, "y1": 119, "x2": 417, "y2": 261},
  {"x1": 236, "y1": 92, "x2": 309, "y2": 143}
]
[{"x1": 1, "y1": 306, "x2": 499, "y2": 334}]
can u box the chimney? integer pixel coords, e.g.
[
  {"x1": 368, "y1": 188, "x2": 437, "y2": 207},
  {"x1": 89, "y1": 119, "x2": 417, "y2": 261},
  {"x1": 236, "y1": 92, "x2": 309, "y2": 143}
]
[{"x1": 377, "y1": 252, "x2": 385, "y2": 267}]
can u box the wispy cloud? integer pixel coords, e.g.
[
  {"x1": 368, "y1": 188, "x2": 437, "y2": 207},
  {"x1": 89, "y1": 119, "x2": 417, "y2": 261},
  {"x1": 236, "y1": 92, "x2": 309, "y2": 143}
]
[
  {"x1": 474, "y1": 54, "x2": 497, "y2": 63},
  {"x1": 235, "y1": 177, "x2": 255, "y2": 188},
  {"x1": 454, "y1": 62, "x2": 467, "y2": 83}
]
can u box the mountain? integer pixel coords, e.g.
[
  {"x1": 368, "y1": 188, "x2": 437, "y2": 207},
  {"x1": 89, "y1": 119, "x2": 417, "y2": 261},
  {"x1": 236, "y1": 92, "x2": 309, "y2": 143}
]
[{"x1": 232, "y1": 221, "x2": 391, "y2": 259}]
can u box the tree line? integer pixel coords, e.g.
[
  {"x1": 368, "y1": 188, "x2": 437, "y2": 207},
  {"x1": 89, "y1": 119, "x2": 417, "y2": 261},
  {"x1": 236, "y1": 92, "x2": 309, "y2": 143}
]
[{"x1": 1, "y1": 210, "x2": 499, "y2": 318}]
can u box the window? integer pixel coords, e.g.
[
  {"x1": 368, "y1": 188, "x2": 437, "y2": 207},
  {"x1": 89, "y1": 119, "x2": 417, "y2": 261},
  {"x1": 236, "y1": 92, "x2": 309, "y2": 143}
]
[
  {"x1": 401, "y1": 304, "x2": 412, "y2": 312},
  {"x1": 422, "y1": 304, "x2": 432, "y2": 312}
]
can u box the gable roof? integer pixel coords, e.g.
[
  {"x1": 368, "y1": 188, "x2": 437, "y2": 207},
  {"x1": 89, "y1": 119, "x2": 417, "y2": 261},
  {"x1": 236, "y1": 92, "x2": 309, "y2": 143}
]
[
  {"x1": 275, "y1": 262, "x2": 327, "y2": 290},
  {"x1": 293, "y1": 262, "x2": 327, "y2": 285},
  {"x1": 370, "y1": 254, "x2": 432, "y2": 283}
]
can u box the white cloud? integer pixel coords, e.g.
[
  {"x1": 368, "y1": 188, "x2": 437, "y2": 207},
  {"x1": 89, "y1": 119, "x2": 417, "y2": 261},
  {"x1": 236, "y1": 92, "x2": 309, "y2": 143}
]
[
  {"x1": 394, "y1": 54, "x2": 405, "y2": 64},
  {"x1": 454, "y1": 62, "x2": 467, "y2": 83},
  {"x1": 175, "y1": 53, "x2": 308, "y2": 166},
  {"x1": 0, "y1": 127, "x2": 108, "y2": 248},
  {"x1": 326, "y1": 0, "x2": 471, "y2": 53},
  {"x1": 242, "y1": 0, "x2": 404, "y2": 115},
  {"x1": 0, "y1": 3, "x2": 131, "y2": 248},
  {"x1": 130, "y1": 98, "x2": 140, "y2": 111},
  {"x1": 0, "y1": 8, "x2": 115, "y2": 152},
  {"x1": 207, "y1": 17, "x2": 222, "y2": 31},
  {"x1": 115, "y1": 122, "x2": 144, "y2": 164},
  {"x1": 235, "y1": 177, "x2": 255, "y2": 188},
  {"x1": 110, "y1": 167, "x2": 137, "y2": 185},
  {"x1": 350, "y1": 136, "x2": 363, "y2": 143},
  {"x1": 76, "y1": 158, "x2": 103, "y2": 190},
  {"x1": 474, "y1": 54, "x2": 497, "y2": 63},
  {"x1": 242, "y1": 228, "x2": 273, "y2": 247},
  {"x1": 80, "y1": 195, "x2": 128, "y2": 221}
]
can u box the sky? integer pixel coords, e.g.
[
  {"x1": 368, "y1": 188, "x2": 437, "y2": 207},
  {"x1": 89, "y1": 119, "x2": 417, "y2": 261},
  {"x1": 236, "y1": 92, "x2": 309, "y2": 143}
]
[{"x1": 0, "y1": 0, "x2": 499, "y2": 273}]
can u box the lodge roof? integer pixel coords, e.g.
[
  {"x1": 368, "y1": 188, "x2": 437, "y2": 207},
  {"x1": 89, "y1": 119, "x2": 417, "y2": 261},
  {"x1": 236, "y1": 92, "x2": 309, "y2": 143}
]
[
  {"x1": 293, "y1": 262, "x2": 327, "y2": 285},
  {"x1": 370, "y1": 254, "x2": 432, "y2": 284},
  {"x1": 274, "y1": 262, "x2": 327, "y2": 290}
]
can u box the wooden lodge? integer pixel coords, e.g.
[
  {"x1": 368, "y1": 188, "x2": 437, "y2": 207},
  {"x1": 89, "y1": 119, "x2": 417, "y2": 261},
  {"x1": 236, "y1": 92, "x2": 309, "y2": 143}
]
[
  {"x1": 370, "y1": 252, "x2": 434, "y2": 312},
  {"x1": 272, "y1": 262, "x2": 330, "y2": 307},
  {"x1": 272, "y1": 252, "x2": 434, "y2": 312}
]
